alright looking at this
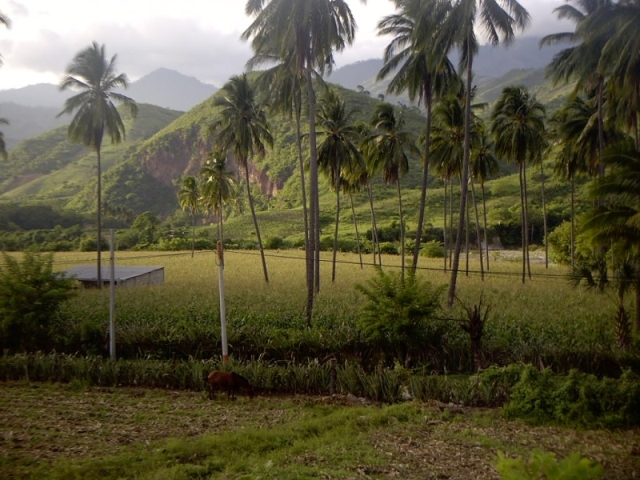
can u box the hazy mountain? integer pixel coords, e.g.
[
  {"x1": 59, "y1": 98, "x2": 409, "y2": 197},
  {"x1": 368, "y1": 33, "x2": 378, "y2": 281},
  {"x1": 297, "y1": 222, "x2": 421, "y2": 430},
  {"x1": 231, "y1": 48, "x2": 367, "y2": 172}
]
[
  {"x1": 327, "y1": 36, "x2": 564, "y2": 94},
  {"x1": 0, "y1": 69, "x2": 217, "y2": 148}
]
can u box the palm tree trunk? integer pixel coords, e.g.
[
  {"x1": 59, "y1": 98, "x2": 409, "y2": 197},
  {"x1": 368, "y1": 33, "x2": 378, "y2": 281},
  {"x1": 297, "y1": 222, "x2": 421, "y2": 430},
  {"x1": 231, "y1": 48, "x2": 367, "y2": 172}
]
[
  {"x1": 540, "y1": 161, "x2": 548, "y2": 268},
  {"x1": 367, "y1": 183, "x2": 381, "y2": 267},
  {"x1": 481, "y1": 182, "x2": 490, "y2": 271},
  {"x1": 397, "y1": 179, "x2": 405, "y2": 280},
  {"x1": 443, "y1": 181, "x2": 448, "y2": 272},
  {"x1": 636, "y1": 245, "x2": 640, "y2": 333},
  {"x1": 570, "y1": 176, "x2": 575, "y2": 270},
  {"x1": 294, "y1": 91, "x2": 311, "y2": 289},
  {"x1": 350, "y1": 192, "x2": 363, "y2": 269},
  {"x1": 244, "y1": 164, "x2": 269, "y2": 283},
  {"x1": 448, "y1": 34, "x2": 473, "y2": 307},
  {"x1": 305, "y1": 67, "x2": 318, "y2": 326},
  {"x1": 448, "y1": 178, "x2": 454, "y2": 270},
  {"x1": 465, "y1": 187, "x2": 470, "y2": 277},
  {"x1": 519, "y1": 164, "x2": 526, "y2": 284},
  {"x1": 191, "y1": 211, "x2": 196, "y2": 258},
  {"x1": 96, "y1": 145, "x2": 102, "y2": 289},
  {"x1": 523, "y1": 161, "x2": 531, "y2": 280},
  {"x1": 332, "y1": 177, "x2": 340, "y2": 283},
  {"x1": 471, "y1": 177, "x2": 484, "y2": 281},
  {"x1": 411, "y1": 83, "x2": 433, "y2": 272}
]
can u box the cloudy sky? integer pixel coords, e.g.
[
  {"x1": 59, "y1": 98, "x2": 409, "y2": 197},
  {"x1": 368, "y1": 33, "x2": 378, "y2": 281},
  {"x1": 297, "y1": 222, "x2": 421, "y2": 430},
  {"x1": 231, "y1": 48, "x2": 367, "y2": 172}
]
[{"x1": 0, "y1": 0, "x2": 570, "y2": 91}]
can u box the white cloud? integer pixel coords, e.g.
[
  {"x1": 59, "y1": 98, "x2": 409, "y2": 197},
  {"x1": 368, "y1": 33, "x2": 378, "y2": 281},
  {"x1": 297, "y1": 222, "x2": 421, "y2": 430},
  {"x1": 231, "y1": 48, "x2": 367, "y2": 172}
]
[{"x1": 0, "y1": 0, "x2": 570, "y2": 90}]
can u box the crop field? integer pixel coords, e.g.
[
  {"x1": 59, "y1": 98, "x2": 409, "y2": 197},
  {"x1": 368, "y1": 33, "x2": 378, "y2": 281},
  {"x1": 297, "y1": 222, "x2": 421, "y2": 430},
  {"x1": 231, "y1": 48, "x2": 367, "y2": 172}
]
[{"x1": 1, "y1": 381, "x2": 639, "y2": 479}]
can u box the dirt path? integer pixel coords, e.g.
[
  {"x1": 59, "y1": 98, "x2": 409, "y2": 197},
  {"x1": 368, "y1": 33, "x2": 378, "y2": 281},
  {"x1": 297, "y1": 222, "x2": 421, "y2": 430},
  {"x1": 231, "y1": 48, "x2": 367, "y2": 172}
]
[{"x1": 1, "y1": 382, "x2": 639, "y2": 479}]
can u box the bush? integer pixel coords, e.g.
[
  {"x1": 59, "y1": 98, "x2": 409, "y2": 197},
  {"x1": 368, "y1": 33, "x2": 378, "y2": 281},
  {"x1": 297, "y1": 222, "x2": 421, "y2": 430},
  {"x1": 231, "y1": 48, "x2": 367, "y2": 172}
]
[
  {"x1": 420, "y1": 240, "x2": 445, "y2": 258},
  {"x1": 379, "y1": 242, "x2": 398, "y2": 255},
  {"x1": 356, "y1": 268, "x2": 447, "y2": 366},
  {"x1": 264, "y1": 236, "x2": 284, "y2": 250},
  {"x1": 0, "y1": 252, "x2": 76, "y2": 352}
]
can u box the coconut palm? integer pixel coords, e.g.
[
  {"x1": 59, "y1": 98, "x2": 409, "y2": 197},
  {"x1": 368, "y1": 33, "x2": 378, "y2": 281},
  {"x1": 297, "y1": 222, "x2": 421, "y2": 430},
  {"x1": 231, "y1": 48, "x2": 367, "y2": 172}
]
[
  {"x1": 212, "y1": 73, "x2": 273, "y2": 283},
  {"x1": 243, "y1": 0, "x2": 364, "y2": 323},
  {"x1": 541, "y1": 0, "x2": 613, "y2": 179},
  {"x1": 369, "y1": 102, "x2": 419, "y2": 279},
  {"x1": 471, "y1": 129, "x2": 499, "y2": 271},
  {"x1": 58, "y1": 42, "x2": 137, "y2": 288},
  {"x1": 491, "y1": 85, "x2": 547, "y2": 284},
  {"x1": 581, "y1": 145, "x2": 640, "y2": 331},
  {"x1": 442, "y1": 0, "x2": 530, "y2": 306},
  {"x1": 177, "y1": 175, "x2": 200, "y2": 258},
  {"x1": 199, "y1": 153, "x2": 237, "y2": 244},
  {"x1": 316, "y1": 89, "x2": 363, "y2": 282},
  {"x1": 377, "y1": 0, "x2": 457, "y2": 273}
]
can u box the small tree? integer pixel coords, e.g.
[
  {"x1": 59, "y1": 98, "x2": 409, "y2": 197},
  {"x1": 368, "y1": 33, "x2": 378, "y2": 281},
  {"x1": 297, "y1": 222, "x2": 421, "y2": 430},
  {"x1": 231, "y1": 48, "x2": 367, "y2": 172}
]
[
  {"x1": 356, "y1": 268, "x2": 445, "y2": 367},
  {"x1": 0, "y1": 252, "x2": 75, "y2": 352}
]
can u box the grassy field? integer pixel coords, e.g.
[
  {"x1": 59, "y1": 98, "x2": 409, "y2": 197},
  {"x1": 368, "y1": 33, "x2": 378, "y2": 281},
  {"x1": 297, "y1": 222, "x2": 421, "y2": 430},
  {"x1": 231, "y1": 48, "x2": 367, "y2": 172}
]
[{"x1": 1, "y1": 381, "x2": 638, "y2": 479}]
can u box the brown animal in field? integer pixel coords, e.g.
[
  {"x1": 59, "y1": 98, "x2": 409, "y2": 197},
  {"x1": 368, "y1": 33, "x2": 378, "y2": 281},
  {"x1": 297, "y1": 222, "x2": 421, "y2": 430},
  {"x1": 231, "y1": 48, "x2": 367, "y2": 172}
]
[{"x1": 207, "y1": 371, "x2": 254, "y2": 400}]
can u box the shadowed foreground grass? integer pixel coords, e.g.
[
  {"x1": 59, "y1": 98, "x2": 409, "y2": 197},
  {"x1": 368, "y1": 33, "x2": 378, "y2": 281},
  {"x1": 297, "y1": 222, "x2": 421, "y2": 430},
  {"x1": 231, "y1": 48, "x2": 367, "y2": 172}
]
[{"x1": 1, "y1": 382, "x2": 638, "y2": 479}]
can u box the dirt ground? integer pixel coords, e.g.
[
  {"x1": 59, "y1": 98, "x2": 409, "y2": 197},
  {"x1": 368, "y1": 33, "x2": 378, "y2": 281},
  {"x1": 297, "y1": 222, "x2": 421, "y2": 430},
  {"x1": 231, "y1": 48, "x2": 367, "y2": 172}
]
[{"x1": 1, "y1": 381, "x2": 639, "y2": 479}]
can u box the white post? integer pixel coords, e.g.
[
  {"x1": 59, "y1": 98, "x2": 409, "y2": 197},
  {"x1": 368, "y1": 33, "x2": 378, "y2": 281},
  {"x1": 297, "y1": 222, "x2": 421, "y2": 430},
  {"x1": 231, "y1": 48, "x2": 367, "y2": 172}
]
[
  {"x1": 217, "y1": 241, "x2": 228, "y2": 363},
  {"x1": 109, "y1": 229, "x2": 116, "y2": 361}
]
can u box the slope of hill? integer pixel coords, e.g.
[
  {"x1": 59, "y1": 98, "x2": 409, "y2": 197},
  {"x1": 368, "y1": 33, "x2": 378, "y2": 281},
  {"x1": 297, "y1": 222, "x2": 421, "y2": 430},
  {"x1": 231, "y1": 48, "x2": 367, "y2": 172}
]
[{"x1": 0, "y1": 69, "x2": 217, "y2": 148}]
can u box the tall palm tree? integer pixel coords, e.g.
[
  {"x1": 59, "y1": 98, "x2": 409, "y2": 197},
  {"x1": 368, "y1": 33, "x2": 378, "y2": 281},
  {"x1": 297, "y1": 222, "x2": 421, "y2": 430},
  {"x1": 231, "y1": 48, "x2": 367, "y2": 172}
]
[
  {"x1": 243, "y1": 0, "x2": 364, "y2": 324},
  {"x1": 377, "y1": 0, "x2": 457, "y2": 273},
  {"x1": 177, "y1": 175, "x2": 200, "y2": 258},
  {"x1": 471, "y1": 129, "x2": 499, "y2": 271},
  {"x1": 541, "y1": 0, "x2": 612, "y2": 181},
  {"x1": 0, "y1": 11, "x2": 10, "y2": 67},
  {"x1": 58, "y1": 42, "x2": 137, "y2": 288},
  {"x1": 442, "y1": 0, "x2": 530, "y2": 306},
  {"x1": 316, "y1": 89, "x2": 363, "y2": 282},
  {"x1": 369, "y1": 102, "x2": 419, "y2": 279},
  {"x1": 199, "y1": 153, "x2": 237, "y2": 244},
  {"x1": 212, "y1": 73, "x2": 273, "y2": 283},
  {"x1": 582, "y1": 145, "x2": 640, "y2": 331},
  {"x1": 491, "y1": 85, "x2": 547, "y2": 283}
]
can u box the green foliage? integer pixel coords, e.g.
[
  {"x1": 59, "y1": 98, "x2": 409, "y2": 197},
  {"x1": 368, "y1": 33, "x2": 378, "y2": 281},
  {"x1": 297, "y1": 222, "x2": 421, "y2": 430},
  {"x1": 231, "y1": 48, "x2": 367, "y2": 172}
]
[
  {"x1": 420, "y1": 240, "x2": 445, "y2": 258},
  {"x1": 356, "y1": 268, "x2": 447, "y2": 365},
  {"x1": 496, "y1": 450, "x2": 603, "y2": 480},
  {"x1": 0, "y1": 252, "x2": 75, "y2": 352}
]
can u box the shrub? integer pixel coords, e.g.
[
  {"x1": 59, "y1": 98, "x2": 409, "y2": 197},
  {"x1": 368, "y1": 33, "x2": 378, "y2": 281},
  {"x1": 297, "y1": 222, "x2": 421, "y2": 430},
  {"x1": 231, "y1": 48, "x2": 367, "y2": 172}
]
[
  {"x1": 420, "y1": 240, "x2": 445, "y2": 258},
  {"x1": 355, "y1": 268, "x2": 447, "y2": 366},
  {"x1": 496, "y1": 450, "x2": 603, "y2": 480},
  {"x1": 379, "y1": 242, "x2": 398, "y2": 255},
  {"x1": 0, "y1": 252, "x2": 75, "y2": 352},
  {"x1": 264, "y1": 236, "x2": 284, "y2": 250}
]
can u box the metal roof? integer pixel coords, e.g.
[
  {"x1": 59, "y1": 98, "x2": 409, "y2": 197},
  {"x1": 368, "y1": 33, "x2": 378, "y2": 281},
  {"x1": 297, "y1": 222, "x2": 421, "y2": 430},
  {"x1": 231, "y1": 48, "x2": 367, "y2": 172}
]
[{"x1": 64, "y1": 266, "x2": 164, "y2": 282}]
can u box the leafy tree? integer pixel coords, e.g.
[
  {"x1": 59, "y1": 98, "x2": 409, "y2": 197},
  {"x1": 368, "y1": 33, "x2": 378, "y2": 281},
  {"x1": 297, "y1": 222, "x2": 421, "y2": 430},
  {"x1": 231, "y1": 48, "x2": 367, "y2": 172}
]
[
  {"x1": 177, "y1": 175, "x2": 200, "y2": 258},
  {"x1": 131, "y1": 211, "x2": 160, "y2": 246},
  {"x1": 442, "y1": 0, "x2": 530, "y2": 306},
  {"x1": 0, "y1": 252, "x2": 75, "y2": 352},
  {"x1": 491, "y1": 86, "x2": 547, "y2": 283},
  {"x1": 58, "y1": 42, "x2": 137, "y2": 287},
  {"x1": 212, "y1": 73, "x2": 272, "y2": 282}
]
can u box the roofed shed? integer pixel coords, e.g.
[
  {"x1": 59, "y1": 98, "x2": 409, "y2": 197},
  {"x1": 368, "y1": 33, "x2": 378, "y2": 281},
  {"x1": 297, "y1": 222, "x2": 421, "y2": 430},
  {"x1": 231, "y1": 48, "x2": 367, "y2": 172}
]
[{"x1": 65, "y1": 266, "x2": 164, "y2": 289}]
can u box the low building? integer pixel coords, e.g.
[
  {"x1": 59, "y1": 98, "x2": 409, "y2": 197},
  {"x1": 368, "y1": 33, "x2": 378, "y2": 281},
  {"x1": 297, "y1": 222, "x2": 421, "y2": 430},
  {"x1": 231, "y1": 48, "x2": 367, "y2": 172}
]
[{"x1": 64, "y1": 265, "x2": 164, "y2": 289}]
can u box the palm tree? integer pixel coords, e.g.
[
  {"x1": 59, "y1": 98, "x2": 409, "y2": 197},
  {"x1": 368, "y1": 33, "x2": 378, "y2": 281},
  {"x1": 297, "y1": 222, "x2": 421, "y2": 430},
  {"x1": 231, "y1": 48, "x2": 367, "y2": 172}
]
[
  {"x1": 541, "y1": 0, "x2": 612, "y2": 180},
  {"x1": 471, "y1": 129, "x2": 499, "y2": 271},
  {"x1": 58, "y1": 42, "x2": 137, "y2": 288},
  {"x1": 243, "y1": 0, "x2": 364, "y2": 324},
  {"x1": 377, "y1": 0, "x2": 457, "y2": 273},
  {"x1": 177, "y1": 175, "x2": 200, "y2": 258},
  {"x1": 316, "y1": 89, "x2": 363, "y2": 282},
  {"x1": 581, "y1": 145, "x2": 640, "y2": 331},
  {"x1": 369, "y1": 102, "x2": 419, "y2": 279},
  {"x1": 442, "y1": 0, "x2": 530, "y2": 306},
  {"x1": 0, "y1": 118, "x2": 8, "y2": 159},
  {"x1": 212, "y1": 73, "x2": 273, "y2": 283},
  {"x1": 199, "y1": 153, "x2": 237, "y2": 244},
  {"x1": 0, "y1": 11, "x2": 10, "y2": 67},
  {"x1": 491, "y1": 85, "x2": 547, "y2": 283}
]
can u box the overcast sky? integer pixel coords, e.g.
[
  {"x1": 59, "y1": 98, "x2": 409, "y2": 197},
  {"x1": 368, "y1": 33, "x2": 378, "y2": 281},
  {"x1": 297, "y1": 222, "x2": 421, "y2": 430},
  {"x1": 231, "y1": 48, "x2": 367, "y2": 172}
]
[{"x1": 0, "y1": 0, "x2": 570, "y2": 91}]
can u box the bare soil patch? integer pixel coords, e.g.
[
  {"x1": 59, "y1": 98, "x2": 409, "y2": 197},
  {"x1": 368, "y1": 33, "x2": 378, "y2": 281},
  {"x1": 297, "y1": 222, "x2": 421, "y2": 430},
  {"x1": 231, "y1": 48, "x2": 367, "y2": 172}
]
[{"x1": 1, "y1": 382, "x2": 639, "y2": 479}]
